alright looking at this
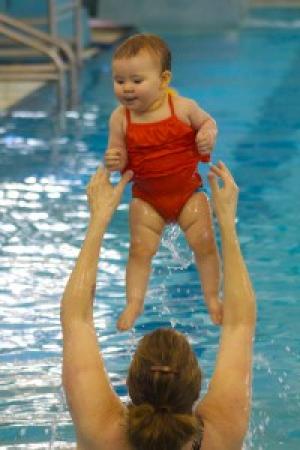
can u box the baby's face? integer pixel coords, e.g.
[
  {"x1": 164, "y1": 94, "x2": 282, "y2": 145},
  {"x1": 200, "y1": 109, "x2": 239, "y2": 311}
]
[{"x1": 112, "y1": 51, "x2": 165, "y2": 113}]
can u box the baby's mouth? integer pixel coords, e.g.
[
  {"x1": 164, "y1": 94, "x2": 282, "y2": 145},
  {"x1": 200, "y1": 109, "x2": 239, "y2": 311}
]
[{"x1": 124, "y1": 97, "x2": 137, "y2": 103}]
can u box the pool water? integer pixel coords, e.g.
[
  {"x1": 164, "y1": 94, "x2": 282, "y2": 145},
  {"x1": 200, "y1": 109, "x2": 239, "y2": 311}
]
[{"x1": 1, "y1": 7, "x2": 300, "y2": 449}]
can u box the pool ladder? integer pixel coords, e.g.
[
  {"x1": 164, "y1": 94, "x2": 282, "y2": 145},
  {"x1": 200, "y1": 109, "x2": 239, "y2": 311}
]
[{"x1": 0, "y1": 11, "x2": 80, "y2": 111}]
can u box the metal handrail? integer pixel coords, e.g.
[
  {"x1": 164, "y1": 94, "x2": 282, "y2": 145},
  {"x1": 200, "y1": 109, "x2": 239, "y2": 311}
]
[
  {"x1": 0, "y1": 12, "x2": 78, "y2": 107},
  {"x1": 49, "y1": 0, "x2": 82, "y2": 66},
  {"x1": 0, "y1": 20, "x2": 66, "y2": 111}
]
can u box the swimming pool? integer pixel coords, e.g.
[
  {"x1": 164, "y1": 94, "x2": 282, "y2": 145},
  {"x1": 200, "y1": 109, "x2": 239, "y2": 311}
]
[{"x1": 1, "y1": 7, "x2": 300, "y2": 449}]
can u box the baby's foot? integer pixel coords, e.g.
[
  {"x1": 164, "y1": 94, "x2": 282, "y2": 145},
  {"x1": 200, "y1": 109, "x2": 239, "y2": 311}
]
[
  {"x1": 117, "y1": 304, "x2": 143, "y2": 331},
  {"x1": 207, "y1": 297, "x2": 223, "y2": 325}
]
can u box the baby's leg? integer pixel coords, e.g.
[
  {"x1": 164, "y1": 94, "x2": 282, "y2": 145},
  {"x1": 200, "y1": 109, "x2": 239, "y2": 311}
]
[
  {"x1": 117, "y1": 198, "x2": 165, "y2": 331},
  {"x1": 178, "y1": 192, "x2": 222, "y2": 325}
]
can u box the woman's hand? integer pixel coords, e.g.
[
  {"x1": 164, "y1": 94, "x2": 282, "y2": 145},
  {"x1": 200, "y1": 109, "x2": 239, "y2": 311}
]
[
  {"x1": 208, "y1": 161, "x2": 239, "y2": 229},
  {"x1": 86, "y1": 165, "x2": 133, "y2": 225},
  {"x1": 104, "y1": 147, "x2": 128, "y2": 172}
]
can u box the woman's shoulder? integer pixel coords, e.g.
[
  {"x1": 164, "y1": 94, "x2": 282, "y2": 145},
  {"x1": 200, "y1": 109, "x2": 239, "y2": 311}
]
[
  {"x1": 76, "y1": 405, "x2": 130, "y2": 450},
  {"x1": 195, "y1": 404, "x2": 245, "y2": 450},
  {"x1": 200, "y1": 422, "x2": 242, "y2": 450}
]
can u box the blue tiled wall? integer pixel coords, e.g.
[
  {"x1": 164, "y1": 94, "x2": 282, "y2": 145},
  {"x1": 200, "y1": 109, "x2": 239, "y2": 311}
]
[{"x1": 98, "y1": 0, "x2": 249, "y2": 29}]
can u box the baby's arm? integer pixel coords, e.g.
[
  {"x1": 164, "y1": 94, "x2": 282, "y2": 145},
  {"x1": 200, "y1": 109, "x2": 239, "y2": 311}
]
[
  {"x1": 187, "y1": 99, "x2": 218, "y2": 155},
  {"x1": 105, "y1": 107, "x2": 128, "y2": 172}
]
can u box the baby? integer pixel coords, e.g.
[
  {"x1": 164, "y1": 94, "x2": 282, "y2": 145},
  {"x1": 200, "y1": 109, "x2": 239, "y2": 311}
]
[{"x1": 105, "y1": 34, "x2": 222, "y2": 330}]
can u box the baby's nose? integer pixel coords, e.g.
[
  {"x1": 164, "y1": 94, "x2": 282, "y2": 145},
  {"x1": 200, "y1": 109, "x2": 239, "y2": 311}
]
[{"x1": 124, "y1": 82, "x2": 134, "y2": 92}]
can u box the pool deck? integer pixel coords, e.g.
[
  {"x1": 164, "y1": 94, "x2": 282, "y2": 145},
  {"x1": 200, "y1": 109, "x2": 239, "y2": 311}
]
[
  {"x1": 252, "y1": 0, "x2": 300, "y2": 4},
  {"x1": 0, "y1": 81, "x2": 45, "y2": 110},
  {"x1": 0, "y1": 4, "x2": 299, "y2": 111}
]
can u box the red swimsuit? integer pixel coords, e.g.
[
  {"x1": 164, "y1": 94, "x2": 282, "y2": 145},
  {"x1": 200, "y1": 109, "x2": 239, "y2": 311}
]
[{"x1": 124, "y1": 94, "x2": 209, "y2": 222}]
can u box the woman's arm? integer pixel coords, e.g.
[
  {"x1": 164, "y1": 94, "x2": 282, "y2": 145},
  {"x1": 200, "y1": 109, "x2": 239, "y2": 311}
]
[
  {"x1": 197, "y1": 162, "x2": 256, "y2": 444},
  {"x1": 61, "y1": 167, "x2": 132, "y2": 447}
]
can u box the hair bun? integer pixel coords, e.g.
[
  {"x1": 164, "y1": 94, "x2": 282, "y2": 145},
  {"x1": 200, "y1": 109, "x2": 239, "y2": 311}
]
[
  {"x1": 128, "y1": 402, "x2": 200, "y2": 450},
  {"x1": 156, "y1": 404, "x2": 172, "y2": 414}
]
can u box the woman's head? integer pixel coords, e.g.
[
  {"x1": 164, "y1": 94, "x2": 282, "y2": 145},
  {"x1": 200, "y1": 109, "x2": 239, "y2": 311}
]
[
  {"x1": 112, "y1": 34, "x2": 172, "y2": 111},
  {"x1": 127, "y1": 328, "x2": 202, "y2": 450}
]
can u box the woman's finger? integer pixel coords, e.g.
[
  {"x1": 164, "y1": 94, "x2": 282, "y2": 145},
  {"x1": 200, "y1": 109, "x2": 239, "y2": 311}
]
[
  {"x1": 95, "y1": 161, "x2": 104, "y2": 172},
  {"x1": 95, "y1": 165, "x2": 109, "y2": 181},
  {"x1": 103, "y1": 166, "x2": 110, "y2": 178},
  {"x1": 217, "y1": 161, "x2": 236, "y2": 187},
  {"x1": 209, "y1": 165, "x2": 223, "y2": 177},
  {"x1": 106, "y1": 156, "x2": 120, "y2": 162},
  {"x1": 217, "y1": 160, "x2": 228, "y2": 171},
  {"x1": 208, "y1": 171, "x2": 219, "y2": 194},
  {"x1": 217, "y1": 161, "x2": 233, "y2": 179},
  {"x1": 115, "y1": 170, "x2": 133, "y2": 196}
]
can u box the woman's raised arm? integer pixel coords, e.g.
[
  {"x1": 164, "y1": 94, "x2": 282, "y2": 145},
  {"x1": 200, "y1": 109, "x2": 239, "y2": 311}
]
[
  {"x1": 60, "y1": 167, "x2": 132, "y2": 448},
  {"x1": 197, "y1": 162, "x2": 256, "y2": 447}
]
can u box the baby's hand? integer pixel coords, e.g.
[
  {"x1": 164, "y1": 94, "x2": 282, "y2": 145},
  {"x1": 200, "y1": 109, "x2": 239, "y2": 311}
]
[
  {"x1": 104, "y1": 148, "x2": 127, "y2": 172},
  {"x1": 196, "y1": 128, "x2": 217, "y2": 155}
]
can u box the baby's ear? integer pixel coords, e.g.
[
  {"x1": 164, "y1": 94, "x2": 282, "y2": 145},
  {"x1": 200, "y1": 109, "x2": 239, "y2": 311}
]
[{"x1": 160, "y1": 70, "x2": 172, "y2": 88}]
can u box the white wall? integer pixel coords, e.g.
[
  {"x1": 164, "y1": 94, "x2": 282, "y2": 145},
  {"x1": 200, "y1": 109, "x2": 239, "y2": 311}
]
[{"x1": 97, "y1": 0, "x2": 249, "y2": 30}]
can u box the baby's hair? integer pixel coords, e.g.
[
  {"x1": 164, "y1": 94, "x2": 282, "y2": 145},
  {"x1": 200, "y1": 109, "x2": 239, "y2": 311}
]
[{"x1": 113, "y1": 33, "x2": 171, "y2": 73}]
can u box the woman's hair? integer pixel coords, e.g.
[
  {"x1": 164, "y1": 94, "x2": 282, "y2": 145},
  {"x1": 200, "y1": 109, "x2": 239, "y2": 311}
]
[
  {"x1": 113, "y1": 33, "x2": 171, "y2": 72},
  {"x1": 127, "y1": 328, "x2": 202, "y2": 450}
]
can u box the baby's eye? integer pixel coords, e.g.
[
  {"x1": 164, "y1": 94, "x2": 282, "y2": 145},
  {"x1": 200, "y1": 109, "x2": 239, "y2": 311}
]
[
  {"x1": 133, "y1": 79, "x2": 143, "y2": 84},
  {"x1": 115, "y1": 79, "x2": 124, "y2": 85}
]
